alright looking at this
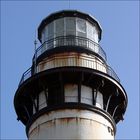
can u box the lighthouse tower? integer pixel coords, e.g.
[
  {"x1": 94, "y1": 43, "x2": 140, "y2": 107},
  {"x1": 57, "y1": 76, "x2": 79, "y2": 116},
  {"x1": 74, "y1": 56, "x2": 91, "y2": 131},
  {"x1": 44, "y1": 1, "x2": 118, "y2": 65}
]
[{"x1": 14, "y1": 10, "x2": 128, "y2": 139}]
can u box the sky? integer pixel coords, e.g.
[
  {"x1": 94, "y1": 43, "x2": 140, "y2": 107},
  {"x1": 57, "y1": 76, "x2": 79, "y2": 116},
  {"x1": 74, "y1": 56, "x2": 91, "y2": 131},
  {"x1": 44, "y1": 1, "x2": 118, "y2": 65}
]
[{"x1": 0, "y1": 1, "x2": 139, "y2": 139}]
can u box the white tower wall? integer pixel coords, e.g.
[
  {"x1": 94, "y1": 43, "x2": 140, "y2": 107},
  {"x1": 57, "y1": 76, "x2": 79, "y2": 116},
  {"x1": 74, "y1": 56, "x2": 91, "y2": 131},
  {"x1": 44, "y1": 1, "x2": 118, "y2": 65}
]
[
  {"x1": 37, "y1": 53, "x2": 107, "y2": 73},
  {"x1": 29, "y1": 109, "x2": 114, "y2": 139}
]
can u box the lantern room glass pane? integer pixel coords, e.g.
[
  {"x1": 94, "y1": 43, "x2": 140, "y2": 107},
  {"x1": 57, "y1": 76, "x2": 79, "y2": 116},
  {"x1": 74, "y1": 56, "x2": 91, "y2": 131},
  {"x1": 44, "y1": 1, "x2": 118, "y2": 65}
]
[
  {"x1": 76, "y1": 18, "x2": 86, "y2": 38},
  {"x1": 87, "y1": 22, "x2": 93, "y2": 41},
  {"x1": 77, "y1": 18, "x2": 86, "y2": 33},
  {"x1": 55, "y1": 18, "x2": 64, "y2": 37},
  {"x1": 41, "y1": 29, "x2": 46, "y2": 43},
  {"x1": 48, "y1": 22, "x2": 54, "y2": 40},
  {"x1": 93, "y1": 26, "x2": 98, "y2": 42},
  {"x1": 65, "y1": 17, "x2": 76, "y2": 36}
]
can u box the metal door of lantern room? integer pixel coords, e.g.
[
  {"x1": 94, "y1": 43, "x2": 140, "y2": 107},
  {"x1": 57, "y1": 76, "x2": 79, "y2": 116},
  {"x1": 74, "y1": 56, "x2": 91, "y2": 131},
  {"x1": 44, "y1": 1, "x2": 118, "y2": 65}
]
[{"x1": 14, "y1": 10, "x2": 128, "y2": 139}]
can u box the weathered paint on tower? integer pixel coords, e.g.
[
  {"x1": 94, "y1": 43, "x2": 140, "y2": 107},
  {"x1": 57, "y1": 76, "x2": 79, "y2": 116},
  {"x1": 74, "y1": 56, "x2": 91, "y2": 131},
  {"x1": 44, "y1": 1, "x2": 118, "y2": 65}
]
[{"x1": 14, "y1": 10, "x2": 128, "y2": 139}]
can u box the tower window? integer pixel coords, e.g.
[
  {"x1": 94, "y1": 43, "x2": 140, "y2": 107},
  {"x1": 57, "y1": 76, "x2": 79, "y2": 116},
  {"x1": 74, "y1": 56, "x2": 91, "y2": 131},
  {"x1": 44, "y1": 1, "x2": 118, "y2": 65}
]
[
  {"x1": 95, "y1": 91, "x2": 103, "y2": 109},
  {"x1": 64, "y1": 84, "x2": 78, "y2": 102},
  {"x1": 81, "y1": 85, "x2": 93, "y2": 105},
  {"x1": 39, "y1": 91, "x2": 47, "y2": 110}
]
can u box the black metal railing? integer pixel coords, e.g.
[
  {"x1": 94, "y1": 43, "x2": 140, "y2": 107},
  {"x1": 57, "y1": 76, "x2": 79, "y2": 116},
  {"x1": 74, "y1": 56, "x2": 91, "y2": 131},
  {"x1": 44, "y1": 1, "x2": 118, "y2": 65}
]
[
  {"x1": 18, "y1": 60, "x2": 120, "y2": 86},
  {"x1": 19, "y1": 67, "x2": 32, "y2": 86},
  {"x1": 34, "y1": 36, "x2": 107, "y2": 61}
]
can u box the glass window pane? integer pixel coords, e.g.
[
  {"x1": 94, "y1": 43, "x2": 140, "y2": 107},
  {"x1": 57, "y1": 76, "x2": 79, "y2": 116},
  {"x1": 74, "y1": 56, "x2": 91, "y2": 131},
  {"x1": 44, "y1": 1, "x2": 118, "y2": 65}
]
[
  {"x1": 93, "y1": 26, "x2": 98, "y2": 42},
  {"x1": 39, "y1": 91, "x2": 47, "y2": 110},
  {"x1": 64, "y1": 84, "x2": 78, "y2": 102},
  {"x1": 81, "y1": 85, "x2": 92, "y2": 105},
  {"x1": 44, "y1": 26, "x2": 48, "y2": 41},
  {"x1": 87, "y1": 22, "x2": 93, "y2": 40},
  {"x1": 95, "y1": 91, "x2": 103, "y2": 109},
  {"x1": 77, "y1": 18, "x2": 86, "y2": 33},
  {"x1": 41, "y1": 29, "x2": 46, "y2": 43},
  {"x1": 55, "y1": 18, "x2": 64, "y2": 37},
  {"x1": 66, "y1": 17, "x2": 76, "y2": 36},
  {"x1": 48, "y1": 22, "x2": 54, "y2": 40},
  {"x1": 77, "y1": 32, "x2": 86, "y2": 38}
]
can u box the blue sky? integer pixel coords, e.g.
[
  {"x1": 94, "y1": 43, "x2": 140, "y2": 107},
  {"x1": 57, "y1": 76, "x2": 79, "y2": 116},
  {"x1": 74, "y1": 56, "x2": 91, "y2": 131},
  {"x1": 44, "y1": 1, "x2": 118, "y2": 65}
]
[{"x1": 1, "y1": 1, "x2": 139, "y2": 139}]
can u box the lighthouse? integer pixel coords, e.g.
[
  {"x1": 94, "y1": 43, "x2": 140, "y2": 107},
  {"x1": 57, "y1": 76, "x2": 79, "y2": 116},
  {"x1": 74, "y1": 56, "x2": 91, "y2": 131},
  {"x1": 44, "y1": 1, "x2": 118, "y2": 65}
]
[{"x1": 14, "y1": 10, "x2": 128, "y2": 139}]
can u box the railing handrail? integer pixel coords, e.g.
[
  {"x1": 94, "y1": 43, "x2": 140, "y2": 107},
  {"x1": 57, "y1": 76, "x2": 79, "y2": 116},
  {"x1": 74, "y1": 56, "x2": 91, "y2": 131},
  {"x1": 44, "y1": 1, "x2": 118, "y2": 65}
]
[
  {"x1": 19, "y1": 67, "x2": 32, "y2": 86},
  {"x1": 34, "y1": 36, "x2": 107, "y2": 61}
]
